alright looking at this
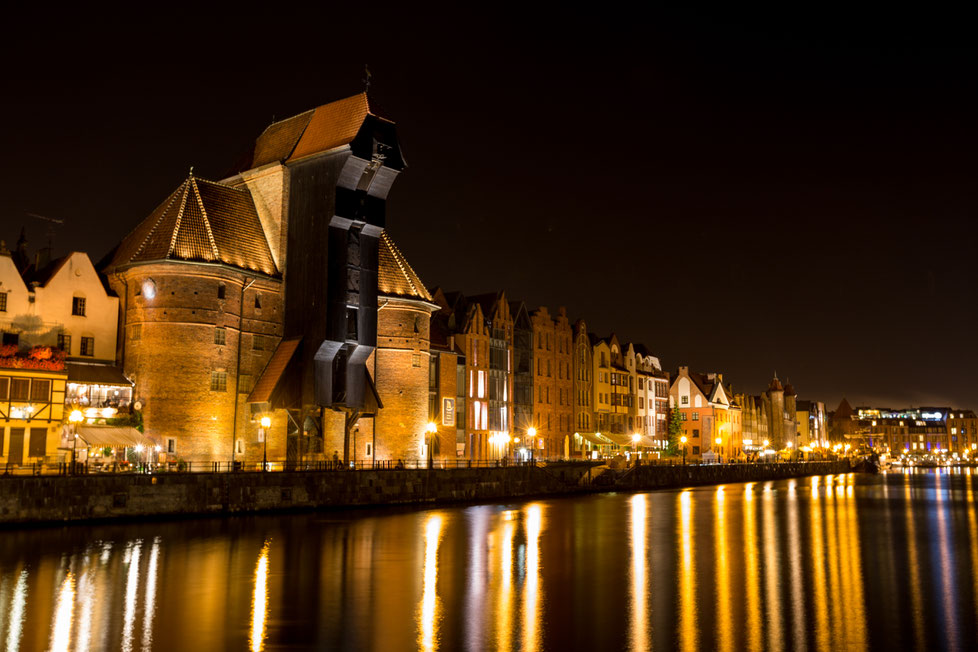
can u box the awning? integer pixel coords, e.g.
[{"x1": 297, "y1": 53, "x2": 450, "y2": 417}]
[
  {"x1": 602, "y1": 432, "x2": 635, "y2": 447},
  {"x1": 76, "y1": 426, "x2": 155, "y2": 448},
  {"x1": 248, "y1": 337, "x2": 301, "y2": 403},
  {"x1": 578, "y1": 431, "x2": 611, "y2": 447},
  {"x1": 66, "y1": 364, "x2": 133, "y2": 387}
]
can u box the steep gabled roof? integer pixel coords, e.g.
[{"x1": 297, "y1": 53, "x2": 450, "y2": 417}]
[
  {"x1": 106, "y1": 175, "x2": 278, "y2": 276},
  {"x1": 378, "y1": 231, "x2": 431, "y2": 302},
  {"x1": 234, "y1": 93, "x2": 393, "y2": 172}
]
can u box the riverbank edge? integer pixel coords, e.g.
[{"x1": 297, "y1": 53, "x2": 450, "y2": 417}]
[{"x1": 0, "y1": 460, "x2": 853, "y2": 529}]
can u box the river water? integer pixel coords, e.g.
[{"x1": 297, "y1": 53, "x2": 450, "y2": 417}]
[{"x1": 1, "y1": 469, "x2": 976, "y2": 651}]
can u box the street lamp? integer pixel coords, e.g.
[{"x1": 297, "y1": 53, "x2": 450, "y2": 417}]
[
  {"x1": 260, "y1": 416, "x2": 271, "y2": 471},
  {"x1": 632, "y1": 433, "x2": 641, "y2": 460},
  {"x1": 426, "y1": 422, "x2": 437, "y2": 468},
  {"x1": 715, "y1": 436, "x2": 722, "y2": 464},
  {"x1": 527, "y1": 427, "x2": 537, "y2": 461},
  {"x1": 680, "y1": 435, "x2": 688, "y2": 466},
  {"x1": 69, "y1": 409, "x2": 84, "y2": 474}
]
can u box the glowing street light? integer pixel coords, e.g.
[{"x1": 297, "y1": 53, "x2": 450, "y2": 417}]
[
  {"x1": 680, "y1": 435, "x2": 688, "y2": 466},
  {"x1": 527, "y1": 427, "x2": 537, "y2": 461},
  {"x1": 426, "y1": 422, "x2": 437, "y2": 468},
  {"x1": 714, "y1": 436, "x2": 722, "y2": 463}
]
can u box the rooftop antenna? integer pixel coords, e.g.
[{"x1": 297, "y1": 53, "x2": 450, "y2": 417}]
[
  {"x1": 26, "y1": 212, "x2": 64, "y2": 250},
  {"x1": 363, "y1": 64, "x2": 372, "y2": 94}
]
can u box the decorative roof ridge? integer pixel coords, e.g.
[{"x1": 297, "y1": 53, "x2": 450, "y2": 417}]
[
  {"x1": 382, "y1": 231, "x2": 422, "y2": 297},
  {"x1": 194, "y1": 175, "x2": 253, "y2": 195},
  {"x1": 189, "y1": 176, "x2": 221, "y2": 259},
  {"x1": 165, "y1": 180, "x2": 192, "y2": 259},
  {"x1": 133, "y1": 178, "x2": 187, "y2": 261}
]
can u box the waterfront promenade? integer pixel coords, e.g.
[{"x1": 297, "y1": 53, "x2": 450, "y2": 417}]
[{"x1": 0, "y1": 460, "x2": 849, "y2": 526}]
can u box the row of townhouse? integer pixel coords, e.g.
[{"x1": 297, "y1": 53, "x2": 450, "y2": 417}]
[
  {"x1": 830, "y1": 400, "x2": 978, "y2": 457},
  {"x1": 424, "y1": 290, "x2": 671, "y2": 461}
]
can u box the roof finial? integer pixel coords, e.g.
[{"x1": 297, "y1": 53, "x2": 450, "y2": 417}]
[
  {"x1": 363, "y1": 64, "x2": 372, "y2": 94},
  {"x1": 189, "y1": 165, "x2": 194, "y2": 177}
]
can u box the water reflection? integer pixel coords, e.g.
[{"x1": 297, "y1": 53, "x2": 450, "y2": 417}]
[
  {"x1": 3, "y1": 471, "x2": 978, "y2": 650},
  {"x1": 49, "y1": 571, "x2": 75, "y2": 652},
  {"x1": 630, "y1": 493, "x2": 648, "y2": 652},
  {"x1": 250, "y1": 540, "x2": 270, "y2": 652},
  {"x1": 419, "y1": 514, "x2": 443, "y2": 652},
  {"x1": 522, "y1": 504, "x2": 543, "y2": 652},
  {"x1": 678, "y1": 489, "x2": 696, "y2": 652}
]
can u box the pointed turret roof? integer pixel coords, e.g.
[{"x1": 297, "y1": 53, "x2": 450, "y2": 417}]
[
  {"x1": 378, "y1": 230, "x2": 432, "y2": 302},
  {"x1": 105, "y1": 174, "x2": 278, "y2": 276}
]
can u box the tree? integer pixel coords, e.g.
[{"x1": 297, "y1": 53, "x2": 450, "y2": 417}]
[{"x1": 667, "y1": 406, "x2": 683, "y2": 456}]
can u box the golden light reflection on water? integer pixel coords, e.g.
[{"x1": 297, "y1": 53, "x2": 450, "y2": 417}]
[
  {"x1": 496, "y1": 517, "x2": 515, "y2": 652},
  {"x1": 143, "y1": 537, "x2": 161, "y2": 651},
  {"x1": 762, "y1": 482, "x2": 783, "y2": 652},
  {"x1": 743, "y1": 483, "x2": 761, "y2": 652},
  {"x1": 678, "y1": 489, "x2": 697, "y2": 652},
  {"x1": 825, "y1": 476, "x2": 844, "y2": 648},
  {"x1": 419, "y1": 514, "x2": 444, "y2": 652},
  {"x1": 786, "y1": 480, "x2": 806, "y2": 652},
  {"x1": 904, "y1": 473, "x2": 925, "y2": 650},
  {"x1": 934, "y1": 471, "x2": 960, "y2": 650},
  {"x1": 839, "y1": 474, "x2": 867, "y2": 650},
  {"x1": 714, "y1": 487, "x2": 732, "y2": 652},
  {"x1": 121, "y1": 540, "x2": 142, "y2": 652},
  {"x1": 49, "y1": 571, "x2": 75, "y2": 652},
  {"x1": 6, "y1": 569, "x2": 27, "y2": 652},
  {"x1": 630, "y1": 493, "x2": 649, "y2": 652},
  {"x1": 522, "y1": 504, "x2": 543, "y2": 652},
  {"x1": 250, "y1": 540, "x2": 270, "y2": 652},
  {"x1": 810, "y1": 475, "x2": 829, "y2": 651}
]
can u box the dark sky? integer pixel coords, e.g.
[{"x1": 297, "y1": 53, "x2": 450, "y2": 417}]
[{"x1": 2, "y1": 8, "x2": 976, "y2": 409}]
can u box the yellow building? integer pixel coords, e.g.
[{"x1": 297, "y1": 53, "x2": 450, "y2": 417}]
[{"x1": 0, "y1": 360, "x2": 67, "y2": 467}]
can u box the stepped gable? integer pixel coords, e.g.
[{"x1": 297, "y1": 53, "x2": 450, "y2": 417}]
[
  {"x1": 106, "y1": 174, "x2": 278, "y2": 276},
  {"x1": 378, "y1": 230, "x2": 432, "y2": 302}
]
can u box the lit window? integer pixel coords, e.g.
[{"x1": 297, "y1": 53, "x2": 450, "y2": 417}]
[
  {"x1": 211, "y1": 371, "x2": 227, "y2": 392},
  {"x1": 214, "y1": 327, "x2": 226, "y2": 345},
  {"x1": 253, "y1": 334, "x2": 264, "y2": 351},
  {"x1": 80, "y1": 337, "x2": 95, "y2": 357}
]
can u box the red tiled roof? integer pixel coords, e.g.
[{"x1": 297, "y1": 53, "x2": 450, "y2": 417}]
[
  {"x1": 289, "y1": 93, "x2": 374, "y2": 162},
  {"x1": 378, "y1": 231, "x2": 432, "y2": 302},
  {"x1": 248, "y1": 337, "x2": 301, "y2": 403},
  {"x1": 106, "y1": 175, "x2": 279, "y2": 277}
]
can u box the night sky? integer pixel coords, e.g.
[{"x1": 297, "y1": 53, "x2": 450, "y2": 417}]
[{"x1": 2, "y1": 9, "x2": 976, "y2": 410}]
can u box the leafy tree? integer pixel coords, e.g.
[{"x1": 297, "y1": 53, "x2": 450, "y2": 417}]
[{"x1": 667, "y1": 406, "x2": 683, "y2": 456}]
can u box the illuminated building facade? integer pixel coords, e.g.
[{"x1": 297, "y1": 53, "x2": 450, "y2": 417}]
[{"x1": 669, "y1": 366, "x2": 737, "y2": 460}]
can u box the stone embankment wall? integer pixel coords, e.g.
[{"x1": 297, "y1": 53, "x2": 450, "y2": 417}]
[{"x1": 0, "y1": 461, "x2": 851, "y2": 526}]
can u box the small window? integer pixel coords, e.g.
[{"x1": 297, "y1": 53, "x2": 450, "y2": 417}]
[
  {"x1": 346, "y1": 308, "x2": 358, "y2": 341},
  {"x1": 30, "y1": 379, "x2": 50, "y2": 402},
  {"x1": 131, "y1": 324, "x2": 141, "y2": 341},
  {"x1": 0, "y1": 378, "x2": 8, "y2": 400},
  {"x1": 57, "y1": 333, "x2": 71, "y2": 353},
  {"x1": 0, "y1": 292, "x2": 6, "y2": 312},
  {"x1": 681, "y1": 396, "x2": 689, "y2": 405},
  {"x1": 235, "y1": 439, "x2": 245, "y2": 455},
  {"x1": 80, "y1": 337, "x2": 95, "y2": 357},
  {"x1": 254, "y1": 293, "x2": 262, "y2": 310},
  {"x1": 412, "y1": 354, "x2": 422, "y2": 367},
  {"x1": 218, "y1": 284, "x2": 226, "y2": 300},
  {"x1": 366, "y1": 442, "x2": 373, "y2": 457},
  {"x1": 211, "y1": 371, "x2": 227, "y2": 392},
  {"x1": 2, "y1": 332, "x2": 19, "y2": 347},
  {"x1": 214, "y1": 327, "x2": 226, "y2": 346},
  {"x1": 252, "y1": 334, "x2": 263, "y2": 351},
  {"x1": 10, "y1": 378, "x2": 29, "y2": 401},
  {"x1": 167, "y1": 438, "x2": 176, "y2": 454},
  {"x1": 72, "y1": 297, "x2": 86, "y2": 316}
]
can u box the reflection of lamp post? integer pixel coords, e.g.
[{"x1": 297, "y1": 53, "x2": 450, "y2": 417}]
[
  {"x1": 260, "y1": 416, "x2": 271, "y2": 471},
  {"x1": 527, "y1": 427, "x2": 537, "y2": 462},
  {"x1": 426, "y1": 422, "x2": 437, "y2": 468},
  {"x1": 680, "y1": 435, "x2": 688, "y2": 466},
  {"x1": 69, "y1": 409, "x2": 83, "y2": 474}
]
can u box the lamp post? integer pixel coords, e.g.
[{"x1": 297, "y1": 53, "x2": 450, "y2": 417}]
[
  {"x1": 632, "y1": 433, "x2": 641, "y2": 459},
  {"x1": 426, "y1": 422, "x2": 437, "y2": 469},
  {"x1": 786, "y1": 440, "x2": 793, "y2": 462},
  {"x1": 69, "y1": 409, "x2": 83, "y2": 474},
  {"x1": 260, "y1": 416, "x2": 271, "y2": 471},
  {"x1": 715, "y1": 436, "x2": 722, "y2": 464},
  {"x1": 680, "y1": 435, "x2": 688, "y2": 466},
  {"x1": 527, "y1": 427, "x2": 537, "y2": 462}
]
